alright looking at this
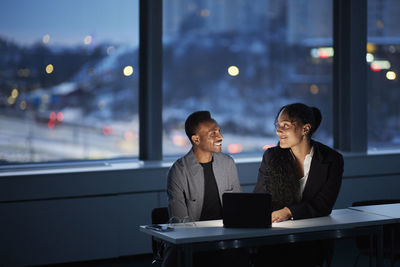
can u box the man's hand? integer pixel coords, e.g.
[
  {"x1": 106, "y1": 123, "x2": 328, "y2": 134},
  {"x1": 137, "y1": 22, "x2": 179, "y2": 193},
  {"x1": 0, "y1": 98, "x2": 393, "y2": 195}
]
[{"x1": 271, "y1": 207, "x2": 292, "y2": 223}]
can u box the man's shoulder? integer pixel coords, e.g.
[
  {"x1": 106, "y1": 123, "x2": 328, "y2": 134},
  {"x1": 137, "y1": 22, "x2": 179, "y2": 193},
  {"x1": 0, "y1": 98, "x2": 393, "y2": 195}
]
[
  {"x1": 214, "y1": 152, "x2": 235, "y2": 163},
  {"x1": 169, "y1": 150, "x2": 196, "y2": 171}
]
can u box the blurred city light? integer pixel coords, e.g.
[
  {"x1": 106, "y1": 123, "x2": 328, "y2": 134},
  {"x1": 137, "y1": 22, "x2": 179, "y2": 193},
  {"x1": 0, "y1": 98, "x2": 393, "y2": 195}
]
[
  {"x1": 11, "y1": 88, "x2": 19, "y2": 98},
  {"x1": 42, "y1": 34, "x2": 50, "y2": 44},
  {"x1": 57, "y1": 112, "x2": 64, "y2": 122},
  {"x1": 376, "y1": 20, "x2": 384, "y2": 29},
  {"x1": 84, "y1": 35, "x2": 92, "y2": 45},
  {"x1": 386, "y1": 71, "x2": 396, "y2": 80},
  {"x1": 123, "y1": 65, "x2": 134, "y2": 76},
  {"x1": 310, "y1": 47, "x2": 334, "y2": 59},
  {"x1": 200, "y1": 9, "x2": 210, "y2": 17},
  {"x1": 263, "y1": 144, "x2": 274, "y2": 150},
  {"x1": 46, "y1": 64, "x2": 54, "y2": 74},
  {"x1": 20, "y1": 101, "x2": 27, "y2": 110},
  {"x1": 367, "y1": 43, "x2": 377, "y2": 53},
  {"x1": 370, "y1": 60, "x2": 391, "y2": 72},
  {"x1": 227, "y1": 143, "x2": 243, "y2": 154},
  {"x1": 102, "y1": 126, "x2": 113, "y2": 135},
  {"x1": 172, "y1": 134, "x2": 188, "y2": 147},
  {"x1": 228, "y1": 66, "x2": 239, "y2": 76},
  {"x1": 48, "y1": 121, "x2": 55, "y2": 129},
  {"x1": 49, "y1": 112, "x2": 57, "y2": 121},
  {"x1": 310, "y1": 84, "x2": 319, "y2": 95},
  {"x1": 7, "y1": 96, "x2": 15, "y2": 105},
  {"x1": 124, "y1": 130, "x2": 137, "y2": 141},
  {"x1": 366, "y1": 53, "x2": 374, "y2": 63}
]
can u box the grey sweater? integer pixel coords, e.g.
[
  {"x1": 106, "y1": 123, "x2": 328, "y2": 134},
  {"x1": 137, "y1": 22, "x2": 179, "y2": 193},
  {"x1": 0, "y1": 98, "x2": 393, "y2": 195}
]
[{"x1": 167, "y1": 149, "x2": 242, "y2": 222}]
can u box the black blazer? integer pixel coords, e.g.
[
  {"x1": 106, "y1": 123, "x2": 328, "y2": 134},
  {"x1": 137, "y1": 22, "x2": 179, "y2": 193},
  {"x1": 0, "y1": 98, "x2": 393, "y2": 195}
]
[{"x1": 254, "y1": 141, "x2": 344, "y2": 220}]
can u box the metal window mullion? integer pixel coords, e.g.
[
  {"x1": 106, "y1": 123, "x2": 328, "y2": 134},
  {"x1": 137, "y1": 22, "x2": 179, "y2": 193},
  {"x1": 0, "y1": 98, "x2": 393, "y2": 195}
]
[
  {"x1": 333, "y1": 0, "x2": 367, "y2": 153},
  {"x1": 139, "y1": 0, "x2": 163, "y2": 161}
]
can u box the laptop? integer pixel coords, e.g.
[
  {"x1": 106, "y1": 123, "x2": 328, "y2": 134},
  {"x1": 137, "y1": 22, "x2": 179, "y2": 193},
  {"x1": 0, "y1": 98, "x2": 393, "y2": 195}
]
[{"x1": 222, "y1": 192, "x2": 272, "y2": 228}]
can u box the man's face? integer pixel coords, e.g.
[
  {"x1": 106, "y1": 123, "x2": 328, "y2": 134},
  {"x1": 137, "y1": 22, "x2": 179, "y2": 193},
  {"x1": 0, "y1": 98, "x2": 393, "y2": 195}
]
[{"x1": 192, "y1": 121, "x2": 223, "y2": 153}]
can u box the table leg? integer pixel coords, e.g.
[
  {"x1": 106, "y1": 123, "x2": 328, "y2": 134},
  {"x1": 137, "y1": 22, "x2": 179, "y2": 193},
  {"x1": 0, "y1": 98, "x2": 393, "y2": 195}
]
[
  {"x1": 376, "y1": 225, "x2": 384, "y2": 267},
  {"x1": 185, "y1": 246, "x2": 193, "y2": 267},
  {"x1": 391, "y1": 226, "x2": 395, "y2": 267},
  {"x1": 177, "y1": 245, "x2": 193, "y2": 267},
  {"x1": 369, "y1": 233, "x2": 373, "y2": 267}
]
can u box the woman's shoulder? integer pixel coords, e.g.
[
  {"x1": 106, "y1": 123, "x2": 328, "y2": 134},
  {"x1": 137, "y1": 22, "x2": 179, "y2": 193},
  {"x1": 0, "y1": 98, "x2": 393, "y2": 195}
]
[
  {"x1": 313, "y1": 140, "x2": 343, "y2": 161},
  {"x1": 264, "y1": 145, "x2": 290, "y2": 156},
  {"x1": 262, "y1": 145, "x2": 291, "y2": 164}
]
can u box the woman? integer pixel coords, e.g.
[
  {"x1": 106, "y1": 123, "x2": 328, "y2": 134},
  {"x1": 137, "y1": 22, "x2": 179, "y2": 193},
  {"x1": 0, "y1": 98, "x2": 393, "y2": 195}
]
[{"x1": 254, "y1": 103, "x2": 344, "y2": 266}]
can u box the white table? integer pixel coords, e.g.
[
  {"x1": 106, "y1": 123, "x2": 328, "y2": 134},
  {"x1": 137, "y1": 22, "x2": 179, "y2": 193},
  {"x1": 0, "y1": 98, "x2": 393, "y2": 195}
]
[
  {"x1": 349, "y1": 203, "x2": 400, "y2": 220},
  {"x1": 140, "y1": 208, "x2": 396, "y2": 267}
]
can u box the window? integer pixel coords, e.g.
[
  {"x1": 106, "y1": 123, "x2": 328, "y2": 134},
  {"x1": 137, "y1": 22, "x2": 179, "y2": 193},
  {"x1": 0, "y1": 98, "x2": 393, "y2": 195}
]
[
  {"x1": 367, "y1": 0, "x2": 400, "y2": 153},
  {"x1": 0, "y1": 0, "x2": 139, "y2": 164},
  {"x1": 162, "y1": 0, "x2": 333, "y2": 157}
]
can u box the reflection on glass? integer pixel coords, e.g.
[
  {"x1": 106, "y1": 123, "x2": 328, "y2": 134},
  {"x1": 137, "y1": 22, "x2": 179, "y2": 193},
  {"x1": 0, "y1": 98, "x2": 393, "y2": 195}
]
[
  {"x1": 0, "y1": 0, "x2": 139, "y2": 164},
  {"x1": 367, "y1": 0, "x2": 400, "y2": 153},
  {"x1": 162, "y1": 0, "x2": 333, "y2": 157}
]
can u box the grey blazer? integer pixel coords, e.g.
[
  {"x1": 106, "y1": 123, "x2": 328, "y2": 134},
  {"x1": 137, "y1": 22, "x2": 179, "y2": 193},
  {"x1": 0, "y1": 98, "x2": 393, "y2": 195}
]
[{"x1": 167, "y1": 149, "x2": 242, "y2": 222}]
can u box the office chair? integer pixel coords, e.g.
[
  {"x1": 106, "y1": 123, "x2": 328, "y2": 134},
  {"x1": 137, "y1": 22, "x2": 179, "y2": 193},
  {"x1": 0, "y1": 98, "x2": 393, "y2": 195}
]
[
  {"x1": 151, "y1": 207, "x2": 169, "y2": 265},
  {"x1": 352, "y1": 199, "x2": 400, "y2": 267}
]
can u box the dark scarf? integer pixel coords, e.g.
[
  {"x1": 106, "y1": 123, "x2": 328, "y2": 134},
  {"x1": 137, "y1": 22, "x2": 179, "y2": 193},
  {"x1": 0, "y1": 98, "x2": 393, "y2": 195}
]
[{"x1": 264, "y1": 147, "x2": 301, "y2": 211}]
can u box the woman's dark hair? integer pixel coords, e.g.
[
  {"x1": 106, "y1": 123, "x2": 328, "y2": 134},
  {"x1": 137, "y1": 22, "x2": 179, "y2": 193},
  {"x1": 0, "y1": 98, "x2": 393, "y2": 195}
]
[
  {"x1": 275, "y1": 103, "x2": 322, "y2": 138},
  {"x1": 185, "y1": 111, "x2": 215, "y2": 143}
]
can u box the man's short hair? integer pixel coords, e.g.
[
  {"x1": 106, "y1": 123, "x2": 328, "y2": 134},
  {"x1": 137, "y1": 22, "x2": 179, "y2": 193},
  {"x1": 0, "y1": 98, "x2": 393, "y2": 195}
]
[{"x1": 185, "y1": 111, "x2": 215, "y2": 143}]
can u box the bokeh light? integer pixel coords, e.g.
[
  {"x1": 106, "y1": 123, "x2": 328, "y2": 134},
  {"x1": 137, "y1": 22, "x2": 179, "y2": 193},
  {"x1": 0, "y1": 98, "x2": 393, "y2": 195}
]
[
  {"x1": 42, "y1": 34, "x2": 50, "y2": 44},
  {"x1": 102, "y1": 126, "x2": 113, "y2": 135},
  {"x1": 200, "y1": 9, "x2": 210, "y2": 17},
  {"x1": 46, "y1": 64, "x2": 54, "y2": 74},
  {"x1": 84, "y1": 35, "x2": 92, "y2": 45},
  {"x1": 20, "y1": 101, "x2": 27, "y2": 110},
  {"x1": 227, "y1": 144, "x2": 243, "y2": 154},
  {"x1": 11, "y1": 88, "x2": 19, "y2": 98},
  {"x1": 310, "y1": 84, "x2": 319, "y2": 95},
  {"x1": 386, "y1": 71, "x2": 396, "y2": 80},
  {"x1": 57, "y1": 112, "x2": 64, "y2": 122},
  {"x1": 172, "y1": 134, "x2": 188, "y2": 147},
  {"x1": 123, "y1": 66, "x2": 134, "y2": 76},
  {"x1": 228, "y1": 66, "x2": 239, "y2": 76},
  {"x1": 263, "y1": 144, "x2": 274, "y2": 150}
]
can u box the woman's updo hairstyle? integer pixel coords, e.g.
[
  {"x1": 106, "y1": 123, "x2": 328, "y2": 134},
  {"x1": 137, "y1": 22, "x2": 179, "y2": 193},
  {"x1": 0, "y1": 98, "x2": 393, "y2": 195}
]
[{"x1": 275, "y1": 103, "x2": 322, "y2": 139}]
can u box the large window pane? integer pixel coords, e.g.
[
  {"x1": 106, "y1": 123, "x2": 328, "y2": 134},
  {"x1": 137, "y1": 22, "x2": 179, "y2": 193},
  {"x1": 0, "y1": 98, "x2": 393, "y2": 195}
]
[
  {"x1": 367, "y1": 0, "x2": 400, "y2": 153},
  {"x1": 163, "y1": 0, "x2": 333, "y2": 157},
  {"x1": 0, "y1": 0, "x2": 139, "y2": 164}
]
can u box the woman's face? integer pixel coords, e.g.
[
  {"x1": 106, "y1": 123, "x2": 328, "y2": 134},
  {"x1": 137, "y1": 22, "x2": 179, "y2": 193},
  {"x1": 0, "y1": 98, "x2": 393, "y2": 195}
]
[{"x1": 275, "y1": 111, "x2": 308, "y2": 149}]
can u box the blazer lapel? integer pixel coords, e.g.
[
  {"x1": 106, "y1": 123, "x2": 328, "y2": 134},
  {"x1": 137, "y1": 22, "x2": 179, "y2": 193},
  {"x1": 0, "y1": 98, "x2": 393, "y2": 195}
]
[{"x1": 302, "y1": 144, "x2": 329, "y2": 200}]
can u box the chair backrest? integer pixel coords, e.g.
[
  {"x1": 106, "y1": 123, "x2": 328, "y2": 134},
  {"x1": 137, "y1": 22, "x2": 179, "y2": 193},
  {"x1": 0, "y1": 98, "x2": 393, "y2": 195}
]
[{"x1": 152, "y1": 207, "x2": 169, "y2": 225}]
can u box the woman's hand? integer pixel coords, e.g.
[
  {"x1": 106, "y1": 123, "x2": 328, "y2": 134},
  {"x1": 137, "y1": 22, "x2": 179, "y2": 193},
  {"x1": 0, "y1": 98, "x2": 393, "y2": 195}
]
[{"x1": 272, "y1": 207, "x2": 292, "y2": 223}]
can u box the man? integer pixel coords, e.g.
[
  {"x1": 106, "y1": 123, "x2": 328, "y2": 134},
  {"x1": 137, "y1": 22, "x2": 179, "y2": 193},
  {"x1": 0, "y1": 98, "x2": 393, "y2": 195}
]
[
  {"x1": 167, "y1": 110, "x2": 241, "y2": 222},
  {"x1": 162, "y1": 111, "x2": 243, "y2": 267}
]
